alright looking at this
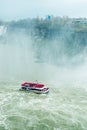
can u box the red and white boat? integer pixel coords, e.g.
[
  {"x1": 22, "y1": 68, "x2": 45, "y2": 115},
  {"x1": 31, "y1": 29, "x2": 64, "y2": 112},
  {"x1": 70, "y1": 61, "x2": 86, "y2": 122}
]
[{"x1": 20, "y1": 82, "x2": 49, "y2": 94}]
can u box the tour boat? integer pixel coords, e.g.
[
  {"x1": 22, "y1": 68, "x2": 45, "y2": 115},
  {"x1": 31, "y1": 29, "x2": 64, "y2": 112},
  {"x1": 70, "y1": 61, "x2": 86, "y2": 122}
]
[{"x1": 20, "y1": 82, "x2": 49, "y2": 94}]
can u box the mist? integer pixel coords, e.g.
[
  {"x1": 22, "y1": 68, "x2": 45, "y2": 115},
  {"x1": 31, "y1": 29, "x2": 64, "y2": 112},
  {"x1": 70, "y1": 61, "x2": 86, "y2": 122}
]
[
  {"x1": 0, "y1": 31, "x2": 55, "y2": 83},
  {"x1": 0, "y1": 17, "x2": 87, "y2": 86}
]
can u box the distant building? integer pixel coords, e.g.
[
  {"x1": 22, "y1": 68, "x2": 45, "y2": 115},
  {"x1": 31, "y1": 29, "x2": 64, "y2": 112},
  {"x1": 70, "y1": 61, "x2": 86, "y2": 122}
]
[{"x1": 46, "y1": 15, "x2": 53, "y2": 20}]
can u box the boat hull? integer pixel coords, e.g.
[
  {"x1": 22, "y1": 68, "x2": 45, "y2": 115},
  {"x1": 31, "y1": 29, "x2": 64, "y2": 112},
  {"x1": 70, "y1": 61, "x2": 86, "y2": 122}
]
[{"x1": 19, "y1": 84, "x2": 49, "y2": 94}]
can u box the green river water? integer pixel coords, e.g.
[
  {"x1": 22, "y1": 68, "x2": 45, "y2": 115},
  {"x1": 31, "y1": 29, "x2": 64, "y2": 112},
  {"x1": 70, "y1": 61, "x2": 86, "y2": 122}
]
[{"x1": 0, "y1": 82, "x2": 87, "y2": 130}]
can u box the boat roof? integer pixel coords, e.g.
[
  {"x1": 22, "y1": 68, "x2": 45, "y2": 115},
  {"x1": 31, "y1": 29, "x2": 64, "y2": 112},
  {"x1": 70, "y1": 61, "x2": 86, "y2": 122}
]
[{"x1": 21, "y1": 82, "x2": 44, "y2": 88}]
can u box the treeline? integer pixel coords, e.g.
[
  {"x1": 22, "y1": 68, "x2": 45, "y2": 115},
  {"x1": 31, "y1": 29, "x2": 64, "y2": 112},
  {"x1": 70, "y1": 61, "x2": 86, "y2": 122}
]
[
  {"x1": 1, "y1": 16, "x2": 87, "y2": 40},
  {"x1": 1, "y1": 17, "x2": 87, "y2": 48}
]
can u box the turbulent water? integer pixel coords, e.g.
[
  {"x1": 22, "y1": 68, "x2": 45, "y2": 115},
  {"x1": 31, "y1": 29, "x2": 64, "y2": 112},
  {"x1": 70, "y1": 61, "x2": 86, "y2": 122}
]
[
  {"x1": 0, "y1": 22, "x2": 87, "y2": 130},
  {"x1": 0, "y1": 82, "x2": 87, "y2": 130}
]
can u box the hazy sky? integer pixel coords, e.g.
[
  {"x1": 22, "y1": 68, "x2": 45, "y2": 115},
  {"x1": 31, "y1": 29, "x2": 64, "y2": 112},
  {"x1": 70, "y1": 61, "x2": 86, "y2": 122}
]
[{"x1": 0, "y1": 0, "x2": 87, "y2": 21}]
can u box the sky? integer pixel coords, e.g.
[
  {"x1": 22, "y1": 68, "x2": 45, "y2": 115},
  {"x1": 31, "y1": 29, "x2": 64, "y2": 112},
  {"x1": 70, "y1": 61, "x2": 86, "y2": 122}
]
[{"x1": 0, "y1": 0, "x2": 87, "y2": 21}]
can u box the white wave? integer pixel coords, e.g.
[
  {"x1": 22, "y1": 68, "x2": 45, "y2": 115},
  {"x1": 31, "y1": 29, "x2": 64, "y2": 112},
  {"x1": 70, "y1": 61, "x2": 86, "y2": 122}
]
[{"x1": 0, "y1": 26, "x2": 7, "y2": 36}]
